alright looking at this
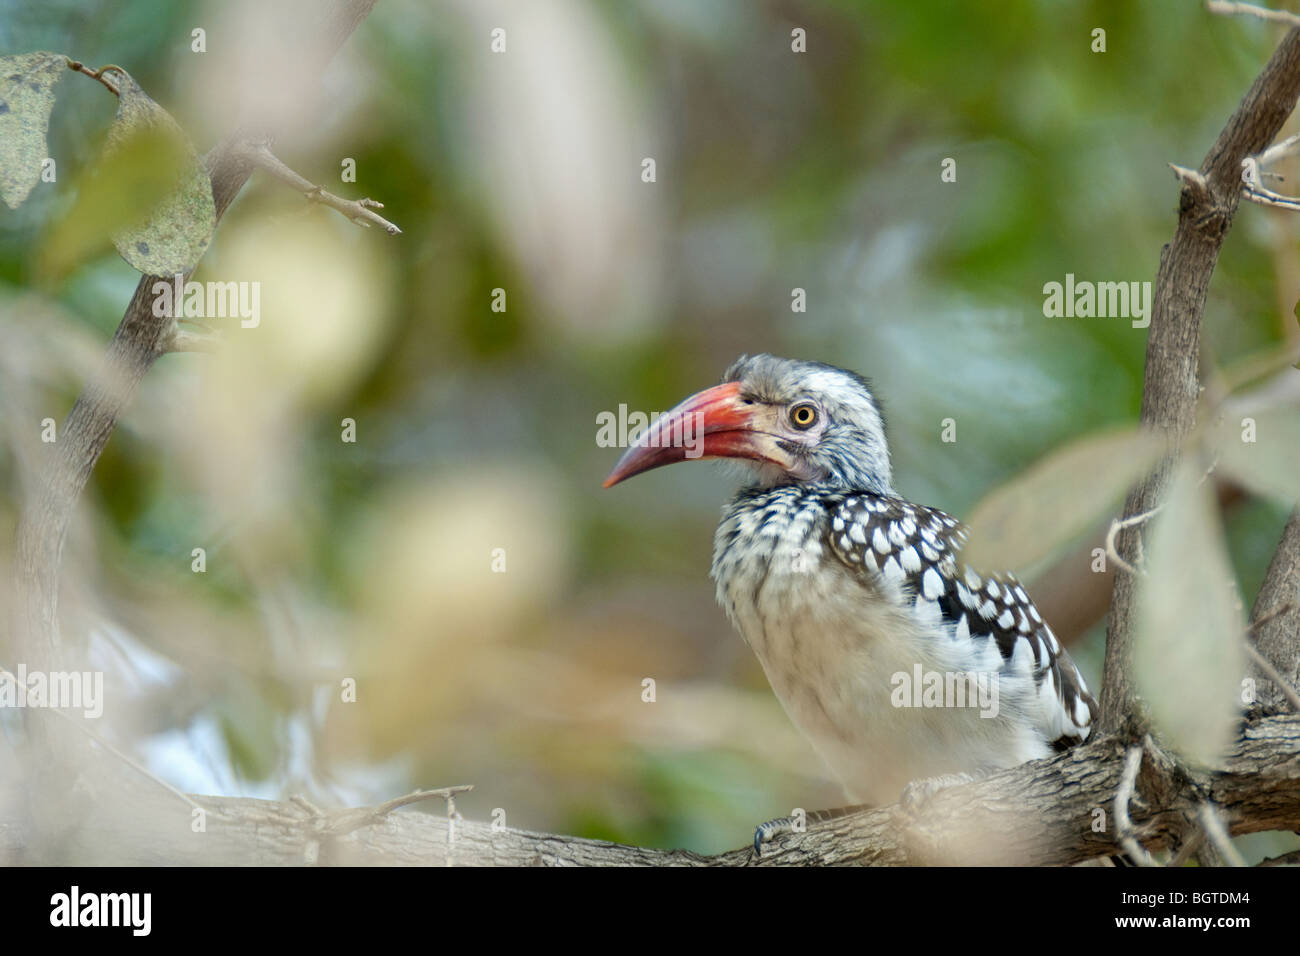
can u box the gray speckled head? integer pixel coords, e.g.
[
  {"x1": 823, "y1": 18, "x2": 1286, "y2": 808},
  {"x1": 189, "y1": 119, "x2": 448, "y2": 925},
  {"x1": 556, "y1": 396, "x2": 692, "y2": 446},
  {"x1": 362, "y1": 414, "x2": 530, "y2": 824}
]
[{"x1": 721, "y1": 354, "x2": 894, "y2": 494}]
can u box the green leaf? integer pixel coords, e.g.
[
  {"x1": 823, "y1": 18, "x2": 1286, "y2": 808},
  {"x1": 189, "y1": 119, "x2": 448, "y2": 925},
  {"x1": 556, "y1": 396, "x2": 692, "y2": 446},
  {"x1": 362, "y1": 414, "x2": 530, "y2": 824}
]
[
  {"x1": 1213, "y1": 405, "x2": 1300, "y2": 505},
  {"x1": 39, "y1": 67, "x2": 216, "y2": 279},
  {"x1": 104, "y1": 68, "x2": 214, "y2": 275},
  {"x1": 0, "y1": 52, "x2": 67, "y2": 209},
  {"x1": 1134, "y1": 459, "x2": 1244, "y2": 767},
  {"x1": 963, "y1": 426, "x2": 1163, "y2": 572}
]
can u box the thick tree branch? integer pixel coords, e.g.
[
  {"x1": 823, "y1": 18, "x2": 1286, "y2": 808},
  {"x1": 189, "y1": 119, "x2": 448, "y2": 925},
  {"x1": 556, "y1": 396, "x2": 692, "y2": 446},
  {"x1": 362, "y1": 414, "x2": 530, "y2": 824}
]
[
  {"x1": 4, "y1": 717, "x2": 1296, "y2": 865},
  {"x1": 1101, "y1": 25, "x2": 1300, "y2": 732}
]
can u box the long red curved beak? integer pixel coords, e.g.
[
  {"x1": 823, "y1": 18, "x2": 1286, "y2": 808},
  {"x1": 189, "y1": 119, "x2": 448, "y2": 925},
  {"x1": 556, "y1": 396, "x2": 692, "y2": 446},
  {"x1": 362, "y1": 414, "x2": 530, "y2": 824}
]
[{"x1": 603, "y1": 381, "x2": 766, "y2": 488}]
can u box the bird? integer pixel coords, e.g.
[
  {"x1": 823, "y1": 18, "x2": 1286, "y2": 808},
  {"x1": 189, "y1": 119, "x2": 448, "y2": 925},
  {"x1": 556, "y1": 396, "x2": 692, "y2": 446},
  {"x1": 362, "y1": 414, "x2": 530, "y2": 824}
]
[{"x1": 603, "y1": 354, "x2": 1098, "y2": 849}]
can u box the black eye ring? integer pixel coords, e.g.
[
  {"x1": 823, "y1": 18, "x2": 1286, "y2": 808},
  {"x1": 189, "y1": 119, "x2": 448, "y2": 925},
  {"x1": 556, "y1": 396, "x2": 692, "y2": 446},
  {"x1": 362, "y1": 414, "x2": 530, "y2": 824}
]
[{"x1": 790, "y1": 403, "x2": 818, "y2": 430}]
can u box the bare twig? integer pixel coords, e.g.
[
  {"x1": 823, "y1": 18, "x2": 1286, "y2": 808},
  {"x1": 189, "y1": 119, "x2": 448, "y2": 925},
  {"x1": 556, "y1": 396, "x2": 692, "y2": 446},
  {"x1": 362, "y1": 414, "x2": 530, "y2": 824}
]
[
  {"x1": 1198, "y1": 801, "x2": 1247, "y2": 866},
  {"x1": 1255, "y1": 129, "x2": 1300, "y2": 167},
  {"x1": 1114, "y1": 744, "x2": 1159, "y2": 866},
  {"x1": 1208, "y1": 1, "x2": 1300, "y2": 29},
  {"x1": 1239, "y1": 127, "x2": 1300, "y2": 205},
  {"x1": 1104, "y1": 457, "x2": 1220, "y2": 577},
  {"x1": 1242, "y1": 182, "x2": 1300, "y2": 208},
  {"x1": 233, "y1": 141, "x2": 402, "y2": 235},
  {"x1": 1105, "y1": 507, "x2": 1163, "y2": 576},
  {"x1": 65, "y1": 60, "x2": 122, "y2": 96}
]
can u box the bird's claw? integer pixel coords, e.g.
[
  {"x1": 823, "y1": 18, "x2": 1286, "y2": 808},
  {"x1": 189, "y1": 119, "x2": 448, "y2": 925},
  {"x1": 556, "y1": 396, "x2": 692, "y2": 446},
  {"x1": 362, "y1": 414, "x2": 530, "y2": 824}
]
[{"x1": 753, "y1": 816, "x2": 795, "y2": 857}]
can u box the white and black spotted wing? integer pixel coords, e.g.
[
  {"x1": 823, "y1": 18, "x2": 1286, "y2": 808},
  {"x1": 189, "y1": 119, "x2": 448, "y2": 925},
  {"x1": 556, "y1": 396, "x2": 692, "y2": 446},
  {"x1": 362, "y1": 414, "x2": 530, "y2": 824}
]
[{"x1": 826, "y1": 493, "x2": 1097, "y2": 750}]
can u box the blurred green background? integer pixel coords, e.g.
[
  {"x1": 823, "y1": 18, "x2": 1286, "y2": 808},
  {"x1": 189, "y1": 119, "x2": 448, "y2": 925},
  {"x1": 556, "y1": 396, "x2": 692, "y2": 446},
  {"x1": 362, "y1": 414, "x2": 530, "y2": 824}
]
[{"x1": 1, "y1": 0, "x2": 1296, "y2": 858}]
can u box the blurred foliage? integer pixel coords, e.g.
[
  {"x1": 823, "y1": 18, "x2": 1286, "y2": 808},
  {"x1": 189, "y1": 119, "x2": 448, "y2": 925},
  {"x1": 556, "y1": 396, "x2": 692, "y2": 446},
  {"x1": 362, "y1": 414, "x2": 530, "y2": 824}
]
[{"x1": 0, "y1": 0, "x2": 1298, "y2": 861}]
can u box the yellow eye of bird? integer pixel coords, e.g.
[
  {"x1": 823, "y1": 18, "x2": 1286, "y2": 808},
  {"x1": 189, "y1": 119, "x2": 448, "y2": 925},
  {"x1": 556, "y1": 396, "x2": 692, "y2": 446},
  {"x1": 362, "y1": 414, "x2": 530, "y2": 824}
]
[{"x1": 791, "y1": 403, "x2": 817, "y2": 429}]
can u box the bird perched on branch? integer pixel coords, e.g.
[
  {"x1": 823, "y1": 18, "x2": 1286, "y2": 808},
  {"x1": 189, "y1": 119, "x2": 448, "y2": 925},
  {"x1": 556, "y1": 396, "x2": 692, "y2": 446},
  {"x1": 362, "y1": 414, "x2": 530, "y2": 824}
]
[{"x1": 604, "y1": 354, "x2": 1097, "y2": 847}]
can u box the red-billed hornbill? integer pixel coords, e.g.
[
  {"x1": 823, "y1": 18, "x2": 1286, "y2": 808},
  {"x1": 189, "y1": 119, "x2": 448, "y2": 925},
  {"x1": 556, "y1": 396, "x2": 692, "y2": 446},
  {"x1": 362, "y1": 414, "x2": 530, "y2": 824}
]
[{"x1": 605, "y1": 354, "x2": 1097, "y2": 850}]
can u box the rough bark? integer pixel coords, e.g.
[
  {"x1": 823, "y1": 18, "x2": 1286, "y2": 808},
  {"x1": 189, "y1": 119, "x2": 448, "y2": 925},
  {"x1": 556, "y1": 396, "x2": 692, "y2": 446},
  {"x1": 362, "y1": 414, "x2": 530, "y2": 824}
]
[
  {"x1": 3, "y1": 715, "x2": 1296, "y2": 866},
  {"x1": 1102, "y1": 26, "x2": 1300, "y2": 732}
]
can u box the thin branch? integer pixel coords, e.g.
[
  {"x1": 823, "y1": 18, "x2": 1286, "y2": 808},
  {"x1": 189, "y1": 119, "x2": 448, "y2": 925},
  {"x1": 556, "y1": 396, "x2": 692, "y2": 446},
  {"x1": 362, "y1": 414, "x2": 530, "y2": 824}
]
[
  {"x1": 1242, "y1": 183, "x2": 1300, "y2": 208},
  {"x1": 1105, "y1": 507, "x2": 1163, "y2": 576},
  {"x1": 1104, "y1": 458, "x2": 1219, "y2": 577},
  {"x1": 1198, "y1": 801, "x2": 1247, "y2": 866},
  {"x1": 234, "y1": 141, "x2": 402, "y2": 235},
  {"x1": 1114, "y1": 745, "x2": 1160, "y2": 866},
  {"x1": 1239, "y1": 127, "x2": 1300, "y2": 206},
  {"x1": 65, "y1": 60, "x2": 122, "y2": 96},
  {"x1": 1242, "y1": 177, "x2": 1300, "y2": 208},
  {"x1": 1254, "y1": 128, "x2": 1300, "y2": 166},
  {"x1": 1208, "y1": 1, "x2": 1300, "y2": 29}
]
